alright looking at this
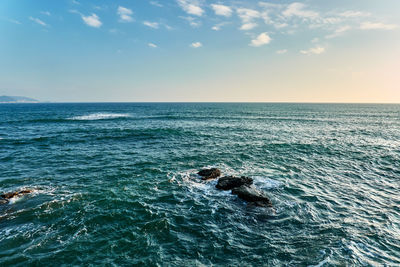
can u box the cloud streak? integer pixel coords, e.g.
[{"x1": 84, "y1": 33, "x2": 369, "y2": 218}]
[
  {"x1": 29, "y1": 17, "x2": 47, "y2": 27},
  {"x1": 301, "y1": 46, "x2": 325, "y2": 55},
  {"x1": 326, "y1": 25, "x2": 351, "y2": 39},
  {"x1": 360, "y1": 22, "x2": 398, "y2": 30},
  {"x1": 143, "y1": 21, "x2": 159, "y2": 29},
  {"x1": 150, "y1": 1, "x2": 163, "y2": 8},
  {"x1": 283, "y1": 3, "x2": 319, "y2": 19}
]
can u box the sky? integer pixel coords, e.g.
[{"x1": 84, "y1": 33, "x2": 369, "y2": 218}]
[{"x1": 0, "y1": 0, "x2": 400, "y2": 102}]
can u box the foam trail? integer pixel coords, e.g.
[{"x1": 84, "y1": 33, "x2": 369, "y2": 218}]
[
  {"x1": 252, "y1": 176, "x2": 284, "y2": 189},
  {"x1": 69, "y1": 113, "x2": 131, "y2": 121}
]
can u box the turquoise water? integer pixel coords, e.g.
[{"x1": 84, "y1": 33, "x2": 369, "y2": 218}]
[{"x1": 0, "y1": 103, "x2": 399, "y2": 266}]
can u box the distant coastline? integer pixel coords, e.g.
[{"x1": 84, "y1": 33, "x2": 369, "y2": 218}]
[{"x1": 0, "y1": 95, "x2": 39, "y2": 103}]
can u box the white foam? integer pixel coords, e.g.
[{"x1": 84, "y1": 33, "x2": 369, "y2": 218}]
[
  {"x1": 69, "y1": 113, "x2": 131, "y2": 121},
  {"x1": 8, "y1": 196, "x2": 23, "y2": 204},
  {"x1": 172, "y1": 166, "x2": 283, "y2": 192},
  {"x1": 6, "y1": 188, "x2": 38, "y2": 204},
  {"x1": 308, "y1": 250, "x2": 332, "y2": 267},
  {"x1": 170, "y1": 169, "x2": 228, "y2": 198},
  {"x1": 252, "y1": 176, "x2": 284, "y2": 189}
]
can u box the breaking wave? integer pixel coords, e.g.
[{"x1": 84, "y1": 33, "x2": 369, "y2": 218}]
[{"x1": 69, "y1": 113, "x2": 131, "y2": 121}]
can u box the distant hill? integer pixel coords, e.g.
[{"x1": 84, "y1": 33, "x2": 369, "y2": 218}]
[{"x1": 0, "y1": 95, "x2": 39, "y2": 103}]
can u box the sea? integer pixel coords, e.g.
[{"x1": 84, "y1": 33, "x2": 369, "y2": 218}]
[{"x1": 0, "y1": 103, "x2": 399, "y2": 266}]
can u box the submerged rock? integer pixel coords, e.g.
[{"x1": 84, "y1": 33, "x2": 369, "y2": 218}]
[
  {"x1": 198, "y1": 168, "x2": 221, "y2": 180},
  {"x1": 231, "y1": 185, "x2": 272, "y2": 207},
  {"x1": 216, "y1": 176, "x2": 253, "y2": 190},
  {"x1": 0, "y1": 199, "x2": 8, "y2": 205}
]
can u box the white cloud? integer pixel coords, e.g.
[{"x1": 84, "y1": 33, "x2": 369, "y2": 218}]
[
  {"x1": 190, "y1": 42, "x2": 202, "y2": 48},
  {"x1": 118, "y1": 6, "x2": 133, "y2": 22},
  {"x1": 283, "y1": 3, "x2": 319, "y2": 19},
  {"x1": 300, "y1": 46, "x2": 325, "y2": 55},
  {"x1": 250, "y1": 32, "x2": 271, "y2": 47},
  {"x1": 340, "y1": 11, "x2": 370, "y2": 18},
  {"x1": 237, "y1": 8, "x2": 260, "y2": 23},
  {"x1": 82, "y1": 13, "x2": 102, "y2": 28},
  {"x1": 276, "y1": 49, "x2": 287, "y2": 54},
  {"x1": 211, "y1": 4, "x2": 232, "y2": 17},
  {"x1": 29, "y1": 17, "x2": 47, "y2": 27},
  {"x1": 148, "y1": 43, "x2": 158, "y2": 48},
  {"x1": 360, "y1": 22, "x2": 398, "y2": 30},
  {"x1": 240, "y1": 23, "x2": 257, "y2": 30},
  {"x1": 258, "y1": 3, "x2": 283, "y2": 24},
  {"x1": 258, "y1": 2, "x2": 284, "y2": 9},
  {"x1": 143, "y1": 21, "x2": 159, "y2": 29},
  {"x1": 211, "y1": 22, "x2": 228, "y2": 31},
  {"x1": 177, "y1": 0, "x2": 204, "y2": 16},
  {"x1": 237, "y1": 8, "x2": 260, "y2": 31},
  {"x1": 150, "y1": 1, "x2": 163, "y2": 7},
  {"x1": 180, "y1": 16, "x2": 201, "y2": 27},
  {"x1": 322, "y1": 17, "x2": 342, "y2": 24},
  {"x1": 326, "y1": 25, "x2": 351, "y2": 39},
  {"x1": 164, "y1": 24, "x2": 173, "y2": 30},
  {"x1": 41, "y1": 11, "x2": 51, "y2": 16}
]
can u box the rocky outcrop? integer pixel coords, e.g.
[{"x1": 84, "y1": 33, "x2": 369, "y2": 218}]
[
  {"x1": 197, "y1": 168, "x2": 273, "y2": 208},
  {"x1": 232, "y1": 185, "x2": 272, "y2": 207},
  {"x1": 0, "y1": 189, "x2": 33, "y2": 204},
  {"x1": 216, "y1": 176, "x2": 253, "y2": 190},
  {"x1": 198, "y1": 168, "x2": 221, "y2": 180}
]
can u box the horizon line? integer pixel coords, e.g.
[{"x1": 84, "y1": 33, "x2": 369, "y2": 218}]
[{"x1": 2, "y1": 101, "x2": 400, "y2": 104}]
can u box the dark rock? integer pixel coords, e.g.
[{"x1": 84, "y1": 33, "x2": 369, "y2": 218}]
[
  {"x1": 1, "y1": 192, "x2": 18, "y2": 199},
  {"x1": 216, "y1": 176, "x2": 253, "y2": 190},
  {"x1": 18, "y1": 190, "x2": 33, "y2": 195},
  {"x1": 198, "y1": 168, "x2": 221, "y2": 180},
  {"x1": 1, "y1": 189, "x2": 33, "y2": 199},
  {"x1": 231, "y1": 185, "x2": 272, "y2": 207}
]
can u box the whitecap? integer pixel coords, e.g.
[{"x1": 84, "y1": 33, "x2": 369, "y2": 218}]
[
  {"x1": 6, "y1": 188, "x2": 38, "y2": 204},
  {"x1": 8, "y1": 196, "x2": 23, "y2": 204},
  {"x1": 69, "y1": 113, "x2": 131, "y2": 121},
  {"x1": 252, "y1": 176, "x2": 284, "y2": 190},
  {"x1": 170, "y1": 169, "x2": 230, "y2": 198}
]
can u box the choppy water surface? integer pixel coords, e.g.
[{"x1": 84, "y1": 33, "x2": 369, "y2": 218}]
[{"x1": 0, "y1": 103, "x2": 399, "y2": 266}]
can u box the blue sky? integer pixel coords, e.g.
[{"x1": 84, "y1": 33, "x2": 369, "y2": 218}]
[{"x1": 1, "y1": 0, "x2": 400, "y2": 102}]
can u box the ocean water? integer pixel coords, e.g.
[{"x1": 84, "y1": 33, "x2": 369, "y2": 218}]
[{"x1": 0, "y1": 103, "x2": 399, "y2": 266}]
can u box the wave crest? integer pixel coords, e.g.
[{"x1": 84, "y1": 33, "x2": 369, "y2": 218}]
[{"x1": 69, "y1": 113, "x2": 131, "y2": 121}]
